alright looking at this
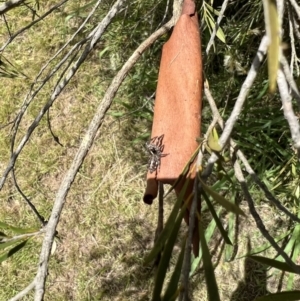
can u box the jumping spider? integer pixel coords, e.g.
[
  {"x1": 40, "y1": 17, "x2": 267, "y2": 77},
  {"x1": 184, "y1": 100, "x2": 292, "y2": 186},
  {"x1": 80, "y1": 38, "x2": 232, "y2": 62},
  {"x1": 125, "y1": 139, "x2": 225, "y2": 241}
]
[{"x1": 145, "y1": 134, "x2": 168, "y2": 173}]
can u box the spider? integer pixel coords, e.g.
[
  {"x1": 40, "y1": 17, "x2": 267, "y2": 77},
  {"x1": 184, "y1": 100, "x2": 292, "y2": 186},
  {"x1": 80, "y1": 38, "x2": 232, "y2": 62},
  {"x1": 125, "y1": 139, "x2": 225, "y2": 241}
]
[{"x1": 145, "y1": 134, "x2": 168, "y2": 173}]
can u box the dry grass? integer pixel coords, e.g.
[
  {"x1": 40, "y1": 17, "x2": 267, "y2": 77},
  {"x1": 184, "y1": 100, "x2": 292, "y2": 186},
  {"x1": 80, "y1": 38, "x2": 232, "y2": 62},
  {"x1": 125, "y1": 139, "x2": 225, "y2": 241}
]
[{"x1": 0, "y1": 2, "x2": 298, "y2": 301}]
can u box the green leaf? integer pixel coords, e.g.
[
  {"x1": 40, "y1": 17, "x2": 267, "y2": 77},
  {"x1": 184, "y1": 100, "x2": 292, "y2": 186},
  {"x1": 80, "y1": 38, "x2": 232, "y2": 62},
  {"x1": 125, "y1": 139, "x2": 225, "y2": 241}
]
[
  {"x1": 0, "y1": 221, "x2": 38, "y2": 234},
  {"x1": 199, "y1": 179, "x2": 245, "y2": 216},
  {"x1": 202, "y1": 191, "x2": 232, "y2": 245},
  {"x1": 199, "y1": 217, "x2": 221, "y2": 301},
  {"x1": 164, "y1": 145, "x2": 200, "y2": 198},
  {"x1": 225, "y1": 193, "x2": 237, "y2": 261},
  {"x1": 162, "y1": 238, "x2": 186, "y2": 301},
  {"x1": 248, "y1": 255, "x2": 299, "y2": 273},
  {"x1": 0, "y1": 238, "x2": 27, "y2": 250},
  {"x1": 207, "y1": 127, "x2": 222, "y2": 152},
  {"x1": 190, "y1": 208, "x2": 222, "y2": 276},
  {"x1": 0, "y1": 240, "x2": 29, "y2": 263},
  {"x1": 144, "y1": 178, "x2": 191, "y2": 264},
  {"x1": 207, "y1": 17, "x2": 226, "y2": 43},
  {"x1": 151, "y1": 194, "x2": 193, "y2": 301},
  {"x1": 254, "y1": 291, "x2": 300, "y2": 301}
]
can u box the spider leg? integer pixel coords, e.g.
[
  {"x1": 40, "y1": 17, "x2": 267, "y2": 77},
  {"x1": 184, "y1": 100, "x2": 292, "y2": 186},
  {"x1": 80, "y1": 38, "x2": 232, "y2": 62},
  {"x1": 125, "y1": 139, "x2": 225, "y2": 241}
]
[{"x1": 156, "y1": 134, "x2": 164, "y2": 147}]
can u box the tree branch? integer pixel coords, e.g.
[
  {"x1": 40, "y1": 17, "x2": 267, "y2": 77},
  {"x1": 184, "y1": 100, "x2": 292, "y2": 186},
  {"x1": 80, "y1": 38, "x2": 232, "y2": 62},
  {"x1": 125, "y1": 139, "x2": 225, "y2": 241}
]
[
  {"x1": 34, "y1": 4, "x2": 177, "y2": 301},
  {"x1": 8, "y1": 280, "x2": 36, "y2": 301},
  {"x1": 206, "y1": 0, "x2": 229, "y2": 55},
  {"x1": 277, "y1": 67, "x2": 300, "y2": 150}
]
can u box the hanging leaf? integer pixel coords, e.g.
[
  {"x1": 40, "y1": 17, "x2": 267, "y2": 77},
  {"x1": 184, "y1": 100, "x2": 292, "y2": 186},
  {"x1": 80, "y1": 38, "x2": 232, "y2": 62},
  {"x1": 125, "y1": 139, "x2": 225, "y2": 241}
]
[
  {"x1": 199, "y1": 215, "x2": 221, "y2": 301},
  {"x1": 144, "y1": 177, "x2": 191, "y2": 264},
  {"x1": 202, "y1": 191, "x2": 232, "y2": 245},
  {"x1": 0, "y1": 240, "x2": 29, "y2": 263},
  {"x1": 151, "y1": 194, "x2": 193, "y2": 301},
  {"x1": 248, "y1": 255, "x2": 299, "y2": 273},
  {"x1": 162, "y1": 238, "x2": 186, "y2": 301},
  {"x1": 199, "y1": 179, "x2": 245, "y2": 216},
  {"x1": 190, "y1": 208, "x2": 222, "y2": 276}
]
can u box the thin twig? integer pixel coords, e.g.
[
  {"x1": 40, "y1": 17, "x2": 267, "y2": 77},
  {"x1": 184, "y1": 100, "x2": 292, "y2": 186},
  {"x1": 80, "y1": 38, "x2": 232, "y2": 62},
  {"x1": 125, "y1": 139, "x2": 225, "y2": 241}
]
[
  {"x1": 289, "y1": 0, "x2": 300, "y2": 21},
  {"x1": 277, "y1": 67, "x2": 300, "y2": 150},
  {"x1": 281, "y1": 55, "x2": 300, "y2": 108},
  {"x1": 202, "y1": 36, "x2": 269, "y2": 179},
  {"x1": 0, "y1": 0, "x2": 69, "y2": 52},
  {"x1": 12, "y1": 168, "x2": 46, "y2": 226},
  {"x1": 9, "y1": 0, "x2": 100, "y2": 156},
  {"x1": 34, "y1": 5, "x2": 177, "y2": 301},
  {"x1": 206, "y1": 0, "x2": 229, "y2": 55},
  {"x1": 8, "y1": 280, "x2": 36, "y2": 301},
  {"x1": 287, "y1": 3, "x2": 296, "y2": 76},
  {"x1": 1, "y1": 230, "x2": 43, "y2": 243},
  {"x1": 204, "y1": 81, "x2": 300, "y2": 224}
]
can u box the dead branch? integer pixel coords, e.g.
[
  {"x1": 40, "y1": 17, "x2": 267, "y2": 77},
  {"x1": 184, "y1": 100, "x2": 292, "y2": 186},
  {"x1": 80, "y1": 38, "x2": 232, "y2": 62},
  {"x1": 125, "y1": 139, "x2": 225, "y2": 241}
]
[
  {"x1": 8, "y1": 280, "x2": 36, "y2": 301},
  {"x1": 277, "y1": 67, "x2": 300, "y2": 150},
  {"x1": 0, "y1": 0, "x2": 69, "y2": 52}
]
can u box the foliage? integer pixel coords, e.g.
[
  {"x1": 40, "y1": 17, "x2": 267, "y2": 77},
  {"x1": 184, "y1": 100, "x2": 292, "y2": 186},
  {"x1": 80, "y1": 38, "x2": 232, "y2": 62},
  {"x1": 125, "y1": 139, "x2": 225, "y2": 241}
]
[{"x1": 0, "y1": 0, "x2": 300, "y2": 300}]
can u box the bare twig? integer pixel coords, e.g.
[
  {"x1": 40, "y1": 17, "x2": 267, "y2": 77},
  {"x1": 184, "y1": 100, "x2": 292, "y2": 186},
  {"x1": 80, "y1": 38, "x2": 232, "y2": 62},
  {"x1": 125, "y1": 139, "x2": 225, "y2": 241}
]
[
  {"x1": 287, "y1": 3, "x2": 297, "y2": 76},
  {"x1": 281, "y1": 55, "x2": 300, "y2": 108},
  {"x1": 8, "y1": 280, "x2": 36, "y2": 301},
  {"x1": 201, "y1": 36, "x2": 269, "y2": 179},
  {"x1": 0, "y1": 0, "x2": 26, "y2": 15},
  {"x1": 277, "y1": 67, "x2": 300, "y2": 150},
  {"x1": 34, "y1": 5, "x2": 177, "y2": 301},
  {"x1": 206, "y1": 0, "x2": 229, "y2": 55},
  {"x1": 218, "y1": 36, "x2": 268, "y2": 148},
  {"x1": 0, "y1": 0, "x2": 68, "y2": 52},
  {"x1": 289, "y1": 0, "x2": 300, "y2": 20},
  {"x1": 205, "y1": 81, "x2": 300, "y2": 224},
  {"x1": 11, "y1": 168, "x2": 46, "y2": 225},
  {"x1": 0, "y1": 0, "x2": 107, "y2": 190}
]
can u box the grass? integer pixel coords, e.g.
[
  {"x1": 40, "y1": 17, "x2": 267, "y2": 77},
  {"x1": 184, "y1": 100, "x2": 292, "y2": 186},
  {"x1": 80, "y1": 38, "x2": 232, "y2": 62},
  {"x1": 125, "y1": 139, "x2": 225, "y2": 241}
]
[{"x1": 0, "y1": 1, "x2": 300, "y2": 301}]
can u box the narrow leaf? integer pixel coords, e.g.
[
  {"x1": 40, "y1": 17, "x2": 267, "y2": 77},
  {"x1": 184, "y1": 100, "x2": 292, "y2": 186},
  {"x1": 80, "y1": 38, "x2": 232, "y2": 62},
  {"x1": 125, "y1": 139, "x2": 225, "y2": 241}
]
[
  {"x1": 0, "y1": 240, "x2": 28, "y2": 263},
  {"x1": 190, "y1": 208, "x2": 222, "y2": 276},
  {"x1": 144, "y1": 178, "x2": 191, "y2": 264},
  {"x1": 199, "y1": 217, "x2": 221, "y2": 301},
  {"x1": 162, "y1": 238, "x2": 186, "y2": 301},
  {"x1": 199, "y1": 179, "x2": 245, "y2": 216},
  {"x1": 0, "y1": 221, "x2": 38, "y2": 234},
  {"x1": 152, "y1": 194, "x2": 193, "y2": 301},
  {"x1": 164, "y1": 145, "x2": 200, "y2": 198},
  {"x1": 248, "y1": 255, "x2": 299, "y2": 273},
  {"x1": 202, "y1": 191, "x2": 232, "y2": 245}
]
